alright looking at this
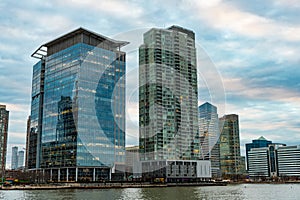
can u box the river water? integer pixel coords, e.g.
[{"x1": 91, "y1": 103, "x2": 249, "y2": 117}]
[{"x1": 0, "y1": 184, "x2": 299, "y2": 200}]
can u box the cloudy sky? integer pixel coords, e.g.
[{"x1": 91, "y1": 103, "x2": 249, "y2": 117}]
[{"x1": 1, "y1": 0, "x2": 299, "y2": 168}]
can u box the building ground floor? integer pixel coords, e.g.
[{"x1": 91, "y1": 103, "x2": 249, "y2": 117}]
[
  {"x1": 28, "y1": 166, "x2": 125, "y2": 183},
  {"x1": 133, "y1": 160, "x2": 212, "y2": 182}
]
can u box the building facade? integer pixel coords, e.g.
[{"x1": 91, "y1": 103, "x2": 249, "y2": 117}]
[
  {"x1": 25, "y1": 116, "x2": 30, "y2": 169},
  {"x1": 245, "y1": 136, "x2": 272, "y2": 170},
  {"x1": 219, "y1": 114, "x2": 243, "y2": 178},
  {"x1": 248, "y1": 144, "x2": 297, "y2": 178},
  {"x1": 139, "y1": 26, "x2": 199, "y2": 161},
  {"x1": 125, "y1": 146, "x2": 140, "y2": 177},
  {"x1": 198, "y1": 102, "x2": 220, "y2": 178},
  {"x1": 248, "y1": 147, "x2": 270, "y2": 177},
  {"x1": 277, "y1": 145, "x2": 300, "y2": 177},
  {"x1": 11, "y1": 146, "x2": 18, "y2": 170},
  {"x1": 28, "y1": 28, "x2": 128, "y2": 181},
  {"x1": 17, "y1": 150, "x2": 25, "y2": 169},
  {"x1": 0, "y1": 105, "x2": 9, "y2": 173},
  {"x1": 140, "y1": 160, "x2": 211, "y2": 182}
]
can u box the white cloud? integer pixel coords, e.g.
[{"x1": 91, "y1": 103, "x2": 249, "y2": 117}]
[
  {"x1": 223, "y1": 77, "x2": 300, "y2": 105},
  {"x1": 55, "y1": 0, "x2": 144, "y2": 23},
  {"x1": 274, "y1": 0, "x2": 300, "y2": 8},
  {"x1": 184, "y1": 0, "x2": 300, "y2": 41}
]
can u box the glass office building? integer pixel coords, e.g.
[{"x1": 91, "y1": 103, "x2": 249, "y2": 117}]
[
  {"x1": 198, "y1": 102, "x2": 220, "y2": 177},
  {"x1": 219, "y1": 114, "x2": 244, "y2": 178},
  {"x1": 29, "y1": 28, "x2": 128, "y2": 181},
  {"x1": 0, "y1": 105, "x2": 9, "y2": 173},
  {"x1": 139, "y1": 26, "x2": 199, "y2": 161}
]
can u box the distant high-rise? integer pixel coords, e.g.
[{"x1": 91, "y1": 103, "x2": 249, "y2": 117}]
[
  {"x1": 0, "y1": 105, "x2": 9, "y2": 172},
  {"x1": 17, "y1": 150, "x2": 24, "y2": 168},
  {"x1": 25, "y1": 116, "x2": 30, "y2": 169},
  {"x1": 139, "y1": 26, "x2": 199, "y2": 161},
  {"x1": 219, "y1": 114, "x2": 243, "y2": 178},
  {"x1": 198, "y1": 102, "x2": 220, "y2": 177},
  {"x1": 11, "y1": 146, "x2": 18, "y2": 170},
  {"x1": 28, "y1": 27, "x2": 128, "y2": 181}
]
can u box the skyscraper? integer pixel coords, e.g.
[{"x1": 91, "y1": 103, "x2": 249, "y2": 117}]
[
  {"x1": 11, "y1": 146, "x2": 18, "y2": 170},
  {"x1": 219, "y1": 114, "x2": 243, "y2": 178},
  {"x1": 17, "y1": 150, "x2": 25, "y2": 168},
  {"x1": 28, "y1": 28, "x2": 128, "y2": 181},
  {"x1": 139, "y1": 26, "x2": 199, "y2": 161},
  {"x1": 0, "y1": 105, "x2": 9, "y2": 173},
  {"x1": 198, "y1": 102, "x2": 220, "y2": 177},
  {"x1": 25, "y1": 116, "x2": 30, "y2": 169}
]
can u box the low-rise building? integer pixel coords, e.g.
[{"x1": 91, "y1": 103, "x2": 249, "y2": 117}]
[
  {"x1": 248, "y1": 147, "x2": 269, "y2": 177},
  {"x1": 277, "y1": 145, "x2": 300, "y2": 177},
  {"x1": 125, "y1": 146, "x2": 139, "y2": 177},
  {"x1": 248, "y1": 144, "x2": 299, "y2": 179},
  {"x1": 136, "y1": 160, "x2": 211, "y2": 182}
]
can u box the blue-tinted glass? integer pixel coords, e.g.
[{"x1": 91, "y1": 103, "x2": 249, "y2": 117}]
[{"x1": 40, "y1": 43, "x2": 125, "y2": 168}]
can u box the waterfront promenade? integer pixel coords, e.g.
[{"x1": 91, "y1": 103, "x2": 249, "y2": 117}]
[{"x1": 0, "y1": 182, "x2": 226, "y2": 190}]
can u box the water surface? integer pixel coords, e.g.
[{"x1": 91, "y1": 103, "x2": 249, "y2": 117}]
[{"x1": 0, "y1": 184, "x2": 299, "y2": 200}]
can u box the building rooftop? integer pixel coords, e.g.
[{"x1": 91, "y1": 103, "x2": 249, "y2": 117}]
[
  {"x1": 167, "y1": 25, "x2": 195, "y2": 39},
  {"x1": 32, "y1": 27, "x2": 129, "y2": 59},
  {"x1": 44, "y1": 27, "x2": 129, "y2": 48},
  {"x1": 257, "y1": 136, "x2": 267, "y2": 141}
]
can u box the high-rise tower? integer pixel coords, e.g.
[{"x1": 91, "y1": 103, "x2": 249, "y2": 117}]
[
  {"x1": 28, "y1": 28, "x2": 128, "y2": 181},
  {"x1": 198, "y1": 102, "x2": 220, "y2": 177},
  {"x1": 0, "y1": 105, "x2": 9, "y2": 173},
  {"x1": 17, "y1": 150, "x2": 24, "y2": 168},
  {"x1": 219, "y1": 114, "x2": 244, "y2": 178},
  {"x1": 139, "y1": 26, "x2": 199, "y2": 161},
  {"x1": 11, "y1": 146, "x2": 18, "y2": 170}
]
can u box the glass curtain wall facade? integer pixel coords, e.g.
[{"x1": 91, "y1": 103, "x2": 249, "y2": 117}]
[
  {"x1": 198, "y1": 102, "x2": 220, "y2": 177},
  {"x1": 0, "y1": 105, "x2": 9, "y2": 173},
  {"x1": 28, "y1": 60, "x2": 45, "y2": 169},
  {"x1": 29, "y1": 28, "x2": 127, "y2": 181},
  {"x1": 219, "y1": 114, "x2": 243, "y2": 178},
  {"x1": 139, "y1": 26, "x2": 199, "y2": 161},
  {"x1": 25, "y1": 116, "x2": 30, "y2": 169}
]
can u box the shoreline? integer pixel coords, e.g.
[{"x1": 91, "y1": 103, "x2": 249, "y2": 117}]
[
  {"x1": 0, "y1": 182, "x2": 227, "y2": 190},
  {"x1": 2, "y1": 181, "x2": 300, "y2": 190}
]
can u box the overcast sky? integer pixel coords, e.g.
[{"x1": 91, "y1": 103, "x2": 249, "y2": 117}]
[{"x1": 1, "y1": 0, "x2": 300, "y2": 168}]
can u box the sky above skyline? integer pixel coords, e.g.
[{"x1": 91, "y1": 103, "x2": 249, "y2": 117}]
[{"x1": 1, "y1": 0, "x2": 299, "y2": 168}]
